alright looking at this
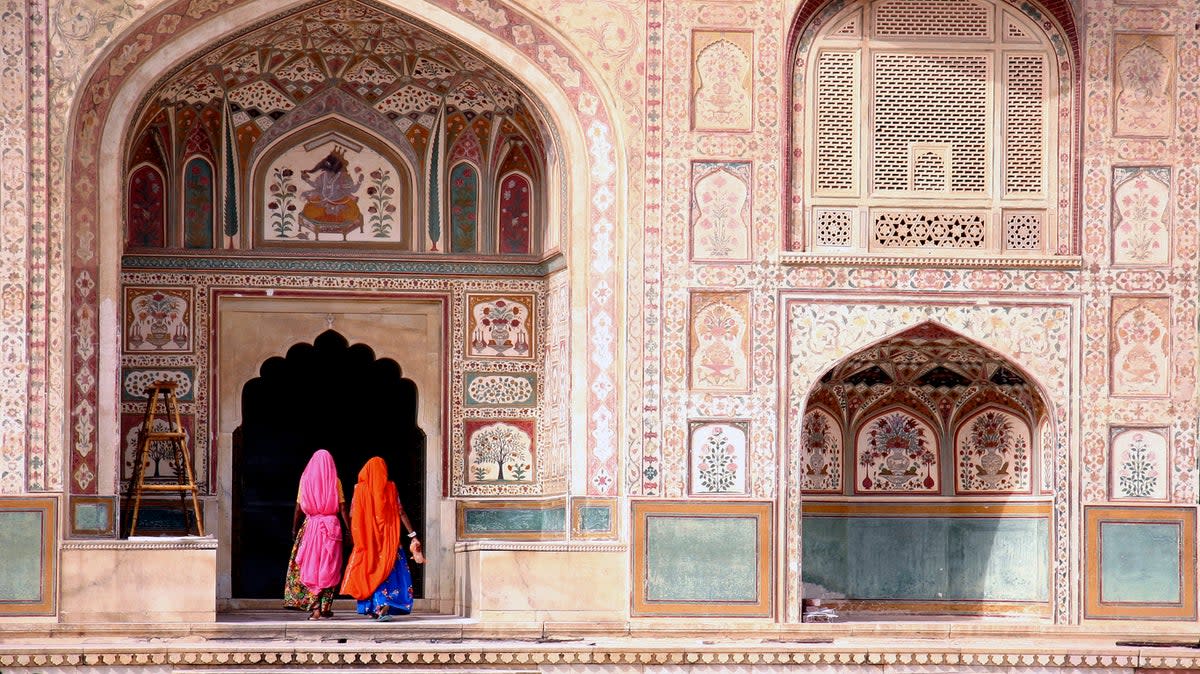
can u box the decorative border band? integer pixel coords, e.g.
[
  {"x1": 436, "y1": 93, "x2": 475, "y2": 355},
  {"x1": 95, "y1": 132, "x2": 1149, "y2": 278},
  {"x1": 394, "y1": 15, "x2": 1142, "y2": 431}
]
[
  {"x1": 62, "y1": 537, "x2": 218, "y2": 551},
  {"x1": 780, "y1": 253, "x2": 1084, "y2": 269}
]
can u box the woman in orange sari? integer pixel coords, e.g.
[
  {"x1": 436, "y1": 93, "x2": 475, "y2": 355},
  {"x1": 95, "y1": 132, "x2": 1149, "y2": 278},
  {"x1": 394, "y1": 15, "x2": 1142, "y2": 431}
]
[{"x1": 340, "y1": 456, "x2": 424, "y2": 620}]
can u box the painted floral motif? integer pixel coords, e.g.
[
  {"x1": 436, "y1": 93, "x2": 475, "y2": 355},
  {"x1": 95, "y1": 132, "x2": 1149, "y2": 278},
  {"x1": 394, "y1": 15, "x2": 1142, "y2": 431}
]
[
  {"x1": 464, "y1": 373, "x2": 535, "y2": 406},
  {"x1": 267, "y1": 167, "x2": 299, "y2": 237},
  {"x1": 467, "y1": 295, "x2": 534, "y2": 358},
  {"x1": 690, "y1": 292, "x2": 750, "y2": 392},
  {"x1": 691, "y1": 162, "x2": 751, "y2": 261},
  {"x1": 801, "y1": 408, "x2": 842, "y2": 493},
  {"x1": 693, "y1": 36, "x2": 751, "y2": 130},
  {"x1": 955, "y1": 408, "x2": 1031, "y2": 493},
  {"x1": 1112, "y1": 167, "x2": 1170, "y2": 265},
  {"x1": 466, "y1": 420, "x2": 534, "y2": 483},
  {"x1": 125, "y1": 288, "x2": 191, "y2": 352},
  {"x1": 1114, "y1": 37, "x2": 1174, "y2": 137},
  {"x1": 856, "y1": 411, "x2": 938, "y2": 493},
  {"x1": 450, "y1": 163, "x2": 479, "y2": 253},
  {"x1": 1111, "y1": 297, "x2": 1170, "y2": 396},
  {"x1": 182, "y1": 158, "x2": 215, "y2": 249},
  {"x1": 498, "y1": 173, "x2": 531, "y2": 254},
  {"x1": 127, "y1": 165, "x2": 165, "y2": 247},
  {"x1": 689, "y1": 421, "x2": 747, "y2": 494},
  {"x1": 365, "y1": 167, "x2": 397, "y2": 237},
  {"x1": 1111, "y1": 428, "x2": 1169, "y2": 500}
]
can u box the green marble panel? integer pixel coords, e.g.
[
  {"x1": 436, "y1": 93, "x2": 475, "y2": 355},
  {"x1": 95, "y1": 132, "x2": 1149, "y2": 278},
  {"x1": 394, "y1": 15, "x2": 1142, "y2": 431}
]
[
  {"x1": 1100, "y1": 521, "x2": 1181, "y2": 604},
  {"x1": 645, "y1": 515, "x2": 758, "y2": 602},
  {"x1": 73, "y1": 502, "x2": 112, "y2": 533},
  {"x1": 802, "y1": 515, "x2": 1049, "y2": 602},
  {"x1": 0, "y1": 511, "x2": 45, "y2": 601},
  {"x1": 578, "y1": 505, "x2": 612, "y2": 532},
  {"x1": 463, "y1": 506, "x2": 565, "y2": 533}
]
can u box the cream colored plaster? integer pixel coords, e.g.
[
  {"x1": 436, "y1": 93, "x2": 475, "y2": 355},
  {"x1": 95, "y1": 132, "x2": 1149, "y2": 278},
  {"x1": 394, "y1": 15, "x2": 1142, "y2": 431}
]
[
  {"x1": 59, "y1": 543, "x2": 217, "y2": 623},
  {"x1": 214, "y1": 296, "x2": 447, "y2": 603},
  {"x1": 456, "y1": 548, "x2": 628, "y2": 622}
]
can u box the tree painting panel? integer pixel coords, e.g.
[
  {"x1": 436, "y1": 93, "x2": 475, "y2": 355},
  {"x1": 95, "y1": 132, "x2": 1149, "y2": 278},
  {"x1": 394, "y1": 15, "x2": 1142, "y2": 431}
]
[
  {"x1": 120, "y1": 412, "x2": 195, "y2": 485},
  {"x1": 450, "y1": 162, "x2": 479, "y2": 253},
  {"x1": 183, "y1": 157, "x2": 215, "y2": 249},
  {"x1": 127, "y1": 165, "x2": 166, "y2": 248},
  {"x1": 465, "y1": 419, "x2": 535, "y2": 483},
  {"x1": 498, "y1": 173, "x2": 531, "y2": 254}
]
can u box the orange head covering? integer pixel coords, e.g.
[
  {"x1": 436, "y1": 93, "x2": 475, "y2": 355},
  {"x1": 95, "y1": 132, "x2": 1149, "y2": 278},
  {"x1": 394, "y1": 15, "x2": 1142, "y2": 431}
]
[{"x1": 339, "y1": 457, "x2": 401, "y2": 600}]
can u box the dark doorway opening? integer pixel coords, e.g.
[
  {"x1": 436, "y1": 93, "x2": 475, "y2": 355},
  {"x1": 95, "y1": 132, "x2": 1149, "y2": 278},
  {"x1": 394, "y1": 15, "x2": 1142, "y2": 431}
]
[{"x1": 232, "y1": 329, "x2": 425, "y2": 600}]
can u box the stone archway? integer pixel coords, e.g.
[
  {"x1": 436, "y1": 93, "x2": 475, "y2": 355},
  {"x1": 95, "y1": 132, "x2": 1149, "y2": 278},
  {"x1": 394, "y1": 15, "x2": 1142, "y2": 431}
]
[
  {"x1": 783, "y1": 299, "x2": 1076, "y2": 622},
  {"x1": 233, "y1": 330, "x2": 425, "y2": 599},
  {"x1": 65, "y1": 0, "x2": 624, "y2": 511},
  {"x1": 796, "y1": 322, "x2": 1054, "y2": 618}
]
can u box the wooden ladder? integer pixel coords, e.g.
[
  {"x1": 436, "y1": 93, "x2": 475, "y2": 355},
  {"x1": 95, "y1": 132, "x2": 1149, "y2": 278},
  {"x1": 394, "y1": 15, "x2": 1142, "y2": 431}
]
[{"x1": 125, "y1": 381, "x2": 204, "y2": 537}]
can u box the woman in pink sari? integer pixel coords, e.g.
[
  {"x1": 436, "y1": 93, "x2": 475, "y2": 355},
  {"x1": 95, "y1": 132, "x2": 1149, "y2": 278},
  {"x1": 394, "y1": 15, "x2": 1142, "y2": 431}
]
[{"x1": 283, "y1": 449, "x2": 350, "y2": 619}]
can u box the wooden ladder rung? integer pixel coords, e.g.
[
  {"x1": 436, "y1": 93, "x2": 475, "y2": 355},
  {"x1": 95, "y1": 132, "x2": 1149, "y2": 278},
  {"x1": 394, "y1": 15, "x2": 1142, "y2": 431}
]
[
  {"x1": 138, "y1": 484, "x2": 200, "y2": 492},
  {"x1": 144, "y1": 432, "x2": 187, "y2": 440}
]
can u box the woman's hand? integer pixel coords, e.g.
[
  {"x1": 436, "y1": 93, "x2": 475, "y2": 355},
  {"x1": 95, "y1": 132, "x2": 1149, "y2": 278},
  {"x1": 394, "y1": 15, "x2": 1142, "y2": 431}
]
[{"x1": 409, "y1": 538, "x2": 425, "y2": 564}]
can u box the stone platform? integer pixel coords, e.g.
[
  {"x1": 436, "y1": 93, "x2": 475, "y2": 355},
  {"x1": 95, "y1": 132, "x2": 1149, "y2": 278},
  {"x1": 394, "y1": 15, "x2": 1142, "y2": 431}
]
[{"x1": 3, "y1": 613, "x2": 1200, "y2": 671}]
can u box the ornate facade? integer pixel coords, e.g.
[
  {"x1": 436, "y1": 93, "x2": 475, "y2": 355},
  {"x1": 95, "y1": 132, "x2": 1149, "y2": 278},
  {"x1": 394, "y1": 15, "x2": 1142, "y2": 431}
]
[{"x1": 0, "y1": 0, "x2": 1198, "y2": 654}]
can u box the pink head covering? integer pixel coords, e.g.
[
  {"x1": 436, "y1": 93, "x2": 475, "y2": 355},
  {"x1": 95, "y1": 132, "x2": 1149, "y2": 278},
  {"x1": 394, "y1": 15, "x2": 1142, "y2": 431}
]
[
  {"x1": 295, "y1": 449, "x2": 342, "y2": 592},
  {"x1": 299, "y1": 449, "x2": 338, "y2": 517}
]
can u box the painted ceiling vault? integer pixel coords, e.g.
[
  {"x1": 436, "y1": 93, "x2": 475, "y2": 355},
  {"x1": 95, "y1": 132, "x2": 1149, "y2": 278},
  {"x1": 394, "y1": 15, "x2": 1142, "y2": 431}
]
[
  {"x1": 142, "y1": 0, "x2": 546, "y2": 161},
  {"x1": 808, "y1": 322, "x2": 1049, "y2": 434}
]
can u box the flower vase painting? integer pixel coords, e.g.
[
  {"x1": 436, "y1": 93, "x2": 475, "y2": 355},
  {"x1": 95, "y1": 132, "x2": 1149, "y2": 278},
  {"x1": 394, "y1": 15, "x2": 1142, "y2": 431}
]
[
  {"x1": 124, "y1": 288, "x2": 193, "y2": 353},
  {"x1": 466, "y1": 294, "x2": 536, "y2": 359},
  {"x1": 854, "y1": 409, "x2": 939, "y2": 494}
]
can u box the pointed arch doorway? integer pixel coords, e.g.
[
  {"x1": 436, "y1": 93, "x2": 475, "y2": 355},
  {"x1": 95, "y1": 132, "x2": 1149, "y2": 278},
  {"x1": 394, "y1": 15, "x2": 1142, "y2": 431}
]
[
  {"x1": 232, "y1": 330, "x2": 425, "y2": 599},
  {"x1": 214, "y1": 296, "x2": 446, "y2": 607}
]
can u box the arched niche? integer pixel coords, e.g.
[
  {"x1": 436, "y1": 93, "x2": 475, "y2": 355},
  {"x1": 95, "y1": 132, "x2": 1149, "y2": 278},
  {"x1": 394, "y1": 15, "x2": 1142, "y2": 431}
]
[
  {"x1": 787, "y1": 315, "x2": 1066, "y2": 621},
  {"x1": 250, "y1": 117, "x2": 417, "y2": 249}
]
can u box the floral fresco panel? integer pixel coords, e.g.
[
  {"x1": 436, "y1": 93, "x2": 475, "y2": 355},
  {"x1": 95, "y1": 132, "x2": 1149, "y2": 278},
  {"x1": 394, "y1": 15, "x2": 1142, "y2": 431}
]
[
  {"x1": 1112, "y1": 166, "x2": 1170, "y2": 266},
  {"x1": 1110, "y1": 296, "x2": 1171, "y2": 396},
  {"x1": 1113, "y1": 33, "x2": 1175, "y2": 138},
  {"x1": 123, "y1": 287, "x2": 193, "y2": 353},
  {"x1": 465, "y1": 418, "x2": 535, "y2": 483},
  {"x1": 801, "y1": 407, "x2": 843, "y2": 494},
  {"x1": 689, "y1": 291, "x2": 751, "y2": 392},
  {"x1": 466, "y1": 294, "x2": 535, "y2": 359},
  {"x1": 691, "y1": 161, "x2": 752, "y2": 262},
  {"x1": 1110, "y1": 427, "x2": 1170, "y2": 500},
  {"x1": 855, "y1": 408, "x2": 939, "y2": 494},
  {"x1": 955, "y1": 407, "x2": 1033, "y2": 494},
  {"x1": 692, "y1": 31, "x2": 753, "y2": 131},
  {"x1": 688, "y1": 420, "x2": 749, "y2": 495}
]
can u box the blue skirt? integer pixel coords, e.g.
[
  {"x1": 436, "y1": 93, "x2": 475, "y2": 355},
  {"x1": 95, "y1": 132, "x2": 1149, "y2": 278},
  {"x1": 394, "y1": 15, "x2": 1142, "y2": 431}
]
[{"x1": 356, "y1": 546, "x2": 413, "y2": 617}]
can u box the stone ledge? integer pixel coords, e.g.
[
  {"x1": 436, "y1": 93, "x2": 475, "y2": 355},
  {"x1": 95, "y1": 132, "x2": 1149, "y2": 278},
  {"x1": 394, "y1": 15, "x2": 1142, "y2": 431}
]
[{"x1": 780, "y1": 252, "x2": 1085, "y2": 269}]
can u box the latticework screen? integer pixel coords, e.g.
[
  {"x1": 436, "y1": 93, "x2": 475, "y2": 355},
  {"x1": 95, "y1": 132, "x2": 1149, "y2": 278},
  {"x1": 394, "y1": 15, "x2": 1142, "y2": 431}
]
[{"x1": 802, "y1": 0, "x2": 1060, "y2": 256}]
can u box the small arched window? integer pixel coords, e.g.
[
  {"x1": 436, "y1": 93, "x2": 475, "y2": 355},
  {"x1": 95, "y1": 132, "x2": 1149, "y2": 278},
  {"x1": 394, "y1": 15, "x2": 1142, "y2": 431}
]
[{"x1": 791, "y1": 0, "x2": 1074, "y2": 259}]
